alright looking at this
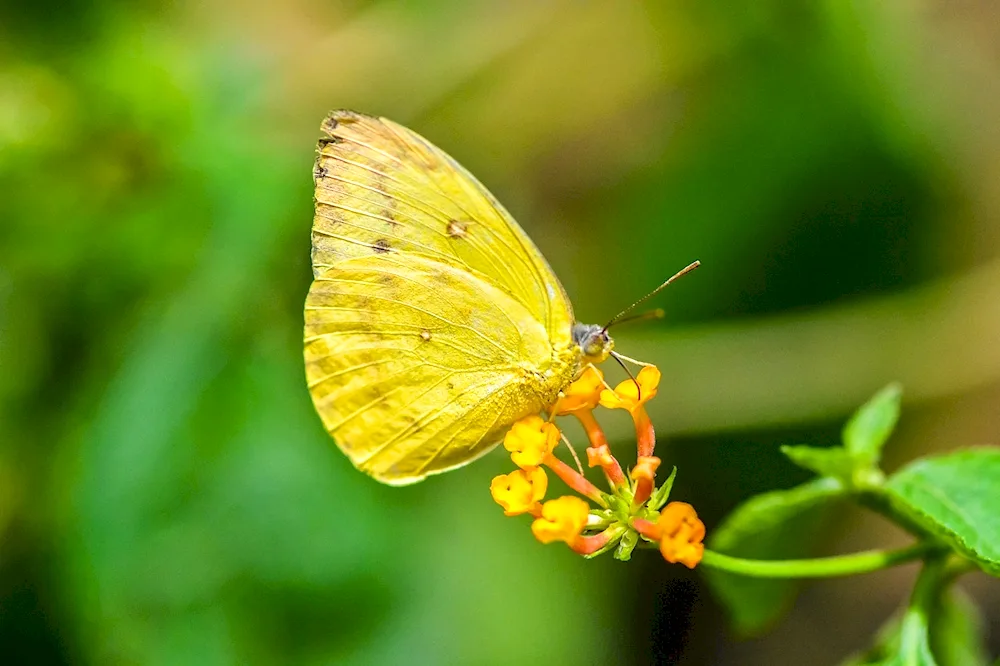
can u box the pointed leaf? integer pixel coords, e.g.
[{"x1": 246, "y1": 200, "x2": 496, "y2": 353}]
[
  {"x1": 781, "y1": 445, "x2": 856, "y2": 480},
  {"x1": 843, "y1": 383, "x2": 902, "y2": 464},
  {"x1": 885, "y1": 448, "x2": 1000, "y2": 576},
  {"x1": 704, "y1": 477, "x2": 847, "y2": 636},
  {"x1": 648, "y1": 466, "x2": 677, "y2": 511}
]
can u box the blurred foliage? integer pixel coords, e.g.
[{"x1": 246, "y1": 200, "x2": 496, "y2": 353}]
[
  {"x1": 704, "y1": 384, "x2": 999, "y2": 661},
  {"x1": 1, "y1": 0, "x2": 998, "y2": 664}
]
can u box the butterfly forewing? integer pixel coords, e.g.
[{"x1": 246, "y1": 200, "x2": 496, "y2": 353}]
[
  {"x1": 311, "y1": 110, "x2": 573, "y2": 333},
  {"x1": 305, "y1": 111, "x2": 579, "y2": 484}
]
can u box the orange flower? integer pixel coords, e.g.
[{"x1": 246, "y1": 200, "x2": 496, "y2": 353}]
[
  {"x1": 490, "y1": 468, "x2": 548, "y2": 516},
  {"x1": 585, "y1": 444, "x2": 626, "y2": 490},
  {"x1": 599, "y1": 366, "x2": 661, "y2": 414},
  {"x1": 630, "y1": 455, "x2": 661, "y2": 506},
  {"x1": 586, "y1": 444, "x2": 615, "y2": 469},
  {"x1": 551, "y1": 366, "x2": 605, "y2": 416},
  {"x1": 657, "y1": 501, "x2": 705, "y2": 569},
  {"x1": 503, "y1": 415, "x2": 559, "y2": 468},
  {"x1": 531, "y1": 496, "x2": 590, "y2": 545},
  {"x1": 630, "y1": 455, "x2": 661, "y2": 483}
]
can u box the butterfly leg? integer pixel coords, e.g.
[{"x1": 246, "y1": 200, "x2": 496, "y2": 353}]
[
  {"x1": 573, "y1": 361, "x2": 617, "y2": 392},
  {"x1": 611, "y1": 351, "x2": 655, "y2": 368},
  {"x1": 560, "y1": 431, "x2": 586, "y2": 475}
]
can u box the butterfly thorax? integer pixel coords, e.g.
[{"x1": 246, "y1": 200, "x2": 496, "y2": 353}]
[{"x1": 571, "y1": 322, "x2": 615, "y2": 364}]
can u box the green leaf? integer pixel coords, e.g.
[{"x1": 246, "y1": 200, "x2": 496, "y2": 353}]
[
  {"x1": 704, "y1": 477, "x2": 847, "y2": 636},
  {"x1": 889, "y1": 621, "x2": 938, "y2": 666},
  {"x1": 839, "y1": 613, "x2": 901, "y2": 666},
  {"x1": 843, "y1": 383, "x2": 902, "y2": 465},
  {"x1": 614, "y1": 529, "x2": 638, "y2": 561},
  {"x1": 930, "y1": 589, "x2": 990, "y2": 666},
  {"x1": 781, "y1": 444, "x2": 856, "y2": 480},
  {"x1": 885, "y1": 448, "x2": 1000, "y2": 575},
  {"x1": 841, "y1": 590, "x2": 987, "y2": 666},
  {"x1": 648, "y1": 466, "x2": 677, "y2": 511}
]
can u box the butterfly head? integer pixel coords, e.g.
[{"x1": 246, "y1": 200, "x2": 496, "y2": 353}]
[{"x1": 572, "y1": 323, "x2": 615, "y2": 364}]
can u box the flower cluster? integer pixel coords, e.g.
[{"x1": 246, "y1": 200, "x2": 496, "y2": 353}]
[{"x1": 489, "y1": 364, "x2": 705, "y2": 567}]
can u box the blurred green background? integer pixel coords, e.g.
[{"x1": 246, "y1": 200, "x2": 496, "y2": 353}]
[{"x1": 2, "y1": 1, "x2": 999, "y2": 664}]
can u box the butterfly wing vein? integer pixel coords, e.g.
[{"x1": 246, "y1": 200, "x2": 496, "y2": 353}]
[{"x1": 305, "y1": 111, "x2": 578, "y2": 484}]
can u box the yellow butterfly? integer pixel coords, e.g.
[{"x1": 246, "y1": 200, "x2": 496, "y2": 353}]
[{"x1": 304, "y1": 110, "x2": 679, "y2": 485}]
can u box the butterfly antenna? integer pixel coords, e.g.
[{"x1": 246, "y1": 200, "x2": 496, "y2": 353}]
[
  {"x1": 602, "y1": 260, "x2": 700, "y2": 332},
  {"x1": 609, "y1": 308, "x2": 665, "y2": 328},
  {"x1": 610, "y1": 350, "x2": 641, "y2": 401}
]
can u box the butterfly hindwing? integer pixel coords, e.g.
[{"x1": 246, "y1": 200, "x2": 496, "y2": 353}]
[{"x1": 305, "y1": 252, "x2": 568, "y2": 484}]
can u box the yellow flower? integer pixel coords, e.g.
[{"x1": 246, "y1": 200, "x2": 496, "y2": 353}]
[
  {"x1": 600, "y1": 366, "x2": 660, "y2": 457},
  {"x1": 657, "y1": 501, "x2": 705, "y2": 569},
  {"x1": 551, "y1": 366, "x2": 605, "y2": 416},
  {"x1": 531, "y1": 496, "x2": 590, "y2": 545},
  {"x1": 503, "y1": 415, "x2": 559, "y2": 468},
  {"x1": 490, "y1": 468, "x2": 548, "y2": 516},
  {"x1": 599, "y1": 366, "x2": 661, "y2": 414}
]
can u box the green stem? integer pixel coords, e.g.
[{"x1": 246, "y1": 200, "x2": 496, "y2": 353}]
[
  {"x1": 699, "y1": 542, "x2": 935, "y2": 579},
  {"x1": 896, "y1": 555, "x2": 947, "y2": 662}
]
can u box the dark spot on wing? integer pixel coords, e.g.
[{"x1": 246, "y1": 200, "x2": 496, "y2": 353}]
[
  {"x1": 373, "y1": 239, "x2": 392, "y2": 254},
  {"x1": 321, "y1": 114, "x2": 339, "y2": 133},
  {"x1": 447, "y1": 219, "x2": 468, "y2": 238},
  {"x1": 313, "y1": 164, "x2": 328, "y2": 181},
  {"x1": 446, "y1": 382, "x2": 455, "y2": 390},
  {"x1": 317, "y1": 136, "x2": 342, "y2": 149}
]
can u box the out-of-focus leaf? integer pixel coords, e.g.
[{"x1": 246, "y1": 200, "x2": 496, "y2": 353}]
[
  {"x1": 886, "y1": 632, "x2": 938, "y2": 666},
  {"x1": 704, "y1": 477, "x2": 846, "y2": 636},
  {"x1": 841, "y1": 588, "x2": 986, "y2": 666},
  {"x1": 930, "y1": 589, "x2": 989, "y2": 666},
  {"x1": 885, "y1": 448, "x2": 1000, "y2": 576},
  {"x1": 780, "y1": 444, "x2": 855, "y2": 480},
  {"x1": 782, "y1": 384, "x2": 903, "y2": 486},
  {"x1": 843, "y1": 383, "x2": 902, "y2": 465},
  {"x1": 840, "y1": 612, "x2": 902, "y2": 666}
]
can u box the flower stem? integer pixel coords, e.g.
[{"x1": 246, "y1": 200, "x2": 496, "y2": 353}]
[
  {"x1": 572, "y1": 523, "x2": 627, "y2": 557},
  {"x1": 699, "y1": 543, "x2": 935, "y2": 579},
  {"x1": 576, "y1": 410, "x2": 609, "y2": 450},
  {"x1": 633, "y1": 408, "x2": 655, "y2": 458},
  {"x1": 631, "y1": 517, "x2": 659, "y2": 540},
  {"x1": 544, "y1": 454, "x2": 607, "y2": 507}
]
